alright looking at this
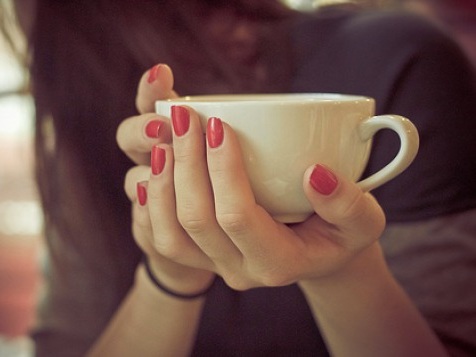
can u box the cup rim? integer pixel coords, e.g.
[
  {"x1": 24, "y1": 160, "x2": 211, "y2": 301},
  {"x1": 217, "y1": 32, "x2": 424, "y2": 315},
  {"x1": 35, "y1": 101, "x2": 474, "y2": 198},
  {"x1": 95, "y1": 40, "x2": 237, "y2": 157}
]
[{"x1": 159, "y1": 93, "x2": 373, "y2": 104}]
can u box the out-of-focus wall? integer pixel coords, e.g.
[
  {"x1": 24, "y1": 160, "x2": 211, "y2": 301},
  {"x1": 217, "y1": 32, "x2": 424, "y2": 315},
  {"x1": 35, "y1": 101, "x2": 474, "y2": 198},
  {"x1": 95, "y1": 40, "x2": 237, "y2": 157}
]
[{"x1": 0, "y1": 1, "x2": 41, "y2": 356}]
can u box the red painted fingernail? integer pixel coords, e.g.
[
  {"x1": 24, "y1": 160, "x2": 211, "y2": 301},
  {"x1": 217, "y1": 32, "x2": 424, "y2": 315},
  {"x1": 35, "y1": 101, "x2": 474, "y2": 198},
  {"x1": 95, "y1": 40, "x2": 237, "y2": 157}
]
[
  {"x1": 137, "y1": 181, "x2": 148, "y2": 206},
  {"x1": 171, "y1": 105, "x2": 190, "y2": 136},
  {"x1": 207, "y1": 117, "x2": 224, "y2": 148},
  {"x1": 147, "y1": 64, "x2": 161, "y2": 84},
  {"x1": 310, "y1": 164, "x2": 338, "y2": 195},
  {"x1": 151, "y1": 146, "x2": 166, "y2": 175},
  {"x1": 145, "y1": 120, "x2": 162, "y2": 138}
]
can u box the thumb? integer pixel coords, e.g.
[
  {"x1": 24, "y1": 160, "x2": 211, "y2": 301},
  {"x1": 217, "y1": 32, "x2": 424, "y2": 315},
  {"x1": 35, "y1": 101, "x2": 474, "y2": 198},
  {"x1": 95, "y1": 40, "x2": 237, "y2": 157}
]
[
  {"x1": 136, "y1": 63, "x2": 178, "y2": 114},
  {"x1": 303, "y1": 164, "x2": 386, "y2": 249}
]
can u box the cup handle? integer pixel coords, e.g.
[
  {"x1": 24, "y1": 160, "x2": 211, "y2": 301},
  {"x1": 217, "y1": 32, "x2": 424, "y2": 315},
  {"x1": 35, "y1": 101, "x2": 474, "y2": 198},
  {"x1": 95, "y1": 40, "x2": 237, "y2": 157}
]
[{"x1": 357, "y1": 115, "x2": 419, "y2": 191}]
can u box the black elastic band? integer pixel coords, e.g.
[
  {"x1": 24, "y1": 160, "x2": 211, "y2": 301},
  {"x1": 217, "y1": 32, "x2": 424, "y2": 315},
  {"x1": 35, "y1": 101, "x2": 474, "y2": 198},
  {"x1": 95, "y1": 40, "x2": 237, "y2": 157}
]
[{"x1": 142, "y1": 255, "x2": 215, "y2": 300}]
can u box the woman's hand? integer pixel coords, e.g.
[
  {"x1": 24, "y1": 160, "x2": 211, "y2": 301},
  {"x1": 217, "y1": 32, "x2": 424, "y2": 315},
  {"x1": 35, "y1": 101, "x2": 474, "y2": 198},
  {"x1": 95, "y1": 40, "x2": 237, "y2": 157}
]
[{"x1": 118, "y1": 63, "x2": 386, "y2": 293}]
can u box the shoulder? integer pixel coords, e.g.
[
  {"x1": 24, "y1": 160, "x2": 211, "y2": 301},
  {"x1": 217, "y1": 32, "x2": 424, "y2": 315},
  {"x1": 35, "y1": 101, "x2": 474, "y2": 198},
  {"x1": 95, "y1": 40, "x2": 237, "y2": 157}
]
[
  {"x1": 291, "y1": 5, "x2": 476, "y2": 108},
  {"x1": 340, "y1": 8, "x2": 445, "y2": 41},
  {"x1": 290, "y1": 6, "x2": 475, "y2": 101},
  {"x1": 293, "y1": 6, "x2": 464, "y2": 59}
]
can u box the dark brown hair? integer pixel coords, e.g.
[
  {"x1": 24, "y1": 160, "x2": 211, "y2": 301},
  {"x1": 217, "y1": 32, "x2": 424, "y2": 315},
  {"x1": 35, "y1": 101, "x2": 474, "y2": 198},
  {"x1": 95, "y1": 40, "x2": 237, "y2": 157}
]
[{"x1": 28, "y1": 0, "x2": 295, "y2": 291}]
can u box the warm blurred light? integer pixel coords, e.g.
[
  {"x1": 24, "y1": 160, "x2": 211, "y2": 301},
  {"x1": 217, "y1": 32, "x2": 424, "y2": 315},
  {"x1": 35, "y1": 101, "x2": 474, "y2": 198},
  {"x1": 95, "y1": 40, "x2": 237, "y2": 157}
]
[
  {"x1": 283, "y1": 0, "x2": 354, "y2": 10},
  {"x1": 0, "y1": 95, "x2": 34, "y2": 138},
  {"x1": 0, "y1": 201, "x2": 43, "y2": 236}
]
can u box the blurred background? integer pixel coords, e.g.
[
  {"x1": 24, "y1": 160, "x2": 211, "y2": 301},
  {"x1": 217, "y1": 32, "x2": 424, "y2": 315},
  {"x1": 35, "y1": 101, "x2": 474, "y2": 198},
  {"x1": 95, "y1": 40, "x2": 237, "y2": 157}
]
[
  {"x1": 1, "y1": 1, "x2": 42, "y2": 356},
  {"x1": 0, "y1": 0, "x2": 474, "y2": 356}
]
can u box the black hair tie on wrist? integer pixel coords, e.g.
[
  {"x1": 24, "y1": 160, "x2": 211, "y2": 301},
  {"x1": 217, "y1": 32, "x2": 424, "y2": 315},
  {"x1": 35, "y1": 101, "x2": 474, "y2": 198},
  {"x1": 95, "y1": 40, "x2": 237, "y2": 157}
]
[{"x1": 142, "y1": 255, "x2": 215, "y2": 300}]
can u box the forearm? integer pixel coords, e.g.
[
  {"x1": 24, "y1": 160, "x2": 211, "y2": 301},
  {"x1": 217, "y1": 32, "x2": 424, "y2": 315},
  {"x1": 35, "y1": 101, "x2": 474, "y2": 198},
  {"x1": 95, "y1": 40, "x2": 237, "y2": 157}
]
[
  {"x1": 299, "y1": 243, "x2": 447, "y2": 357},
  {"x1": 87, "y1": 264, "x2": 205, "y2": 357}
]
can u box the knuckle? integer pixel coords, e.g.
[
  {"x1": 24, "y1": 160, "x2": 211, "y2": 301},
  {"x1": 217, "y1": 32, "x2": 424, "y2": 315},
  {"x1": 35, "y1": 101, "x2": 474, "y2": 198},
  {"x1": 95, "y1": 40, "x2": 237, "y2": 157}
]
[
  {"x1": 173, "y1": 148, "x2": 195, "y2": 165},
  {"x1": 177, "y1": 200, "x2": 212, "y2": 234},
  {"x1": 253, "y1": 264, "x2": 294, "y2": 288},
  {"x1": 216, "y1": 212, "x2": 250, "y2": 235},
  {"x1": 221, "y1": 273, "x2": 255, "y2": 291},
  {"x1": 178, "y1": 214, "x2": 209, "y2": 235},
  {"x1": 339, "y1": 191, "x2": 368, "y2": 222},
  {"x1": 220, "y1": 262, "x2": 296, "y2": 290},
  {"x1": 133, "y1": 215, "x2": 151, "y2": 232},
  {"x1": 152, "y1": 238, "x2": 182, "y2": 260},
  {"x1": 259, "y1": 271, "x2": 293, "y2": 287}
]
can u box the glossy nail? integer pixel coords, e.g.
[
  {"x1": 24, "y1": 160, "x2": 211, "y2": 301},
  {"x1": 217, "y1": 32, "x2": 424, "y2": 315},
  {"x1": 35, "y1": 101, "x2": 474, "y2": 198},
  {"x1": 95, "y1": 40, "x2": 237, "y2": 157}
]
[
  {"x1": 310, "y1": 164, "x2": 338, "y2": 195},
  {"x1": 171, "y1": 105, "x2": 190, "y2": 136},
  {"x1": 147, "y1": 64, "x2": 162, "y2": 84},
  {"x1": 151, "y1": 146, "x2": 166, "y2": 175},
  {"x1": 145, "y1": 120, "x2": 162, "y2": 138},
  {"x1": 207, "y1": 117, "x2": 224, "y2": 148},
  {"x1": 137, "y1": 181, "x2": 148, "y2": 206}
]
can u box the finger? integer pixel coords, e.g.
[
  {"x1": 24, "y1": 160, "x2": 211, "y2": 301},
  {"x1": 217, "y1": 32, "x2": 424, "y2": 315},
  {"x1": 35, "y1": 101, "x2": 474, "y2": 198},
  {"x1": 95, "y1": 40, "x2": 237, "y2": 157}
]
[
  {"x1": 171, "y1": 107, "x2": 242, "y2": 265},
  {"x1": 147, "y1": 143, "x2": 215, "y2": 271},
  {"x1": 136, "y1": 63, "x2": 178, "y2": 114},
  {"x1": 302, "y1": 164, "x2": 386, "y2": 250},
  {"x1": 117, "y1": 113, "x2": 172, "y2": 165},
  {"x1": 124, "y1": 165, "x2": 150, "y2": 201},
  {"x1": 131, "y1": 181, "x2": 156, "y2": 255},
  {"x1": 206, "y1": 118, "x2": 295, "y2": 264}
]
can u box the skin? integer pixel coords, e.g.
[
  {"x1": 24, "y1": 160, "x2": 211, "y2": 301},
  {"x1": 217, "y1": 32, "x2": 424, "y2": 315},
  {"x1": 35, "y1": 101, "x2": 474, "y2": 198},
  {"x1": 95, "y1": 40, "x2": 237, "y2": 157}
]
[{"x1": 89, "y1": 63, "x2": 449, "y2": 356}]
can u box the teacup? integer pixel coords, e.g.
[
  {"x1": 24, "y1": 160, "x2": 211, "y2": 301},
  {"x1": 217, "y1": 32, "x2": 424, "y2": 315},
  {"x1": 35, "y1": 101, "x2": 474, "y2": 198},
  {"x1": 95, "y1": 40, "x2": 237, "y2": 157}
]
[{"x1": 156, "y1": 94, "x2": 419, "y2": 223}]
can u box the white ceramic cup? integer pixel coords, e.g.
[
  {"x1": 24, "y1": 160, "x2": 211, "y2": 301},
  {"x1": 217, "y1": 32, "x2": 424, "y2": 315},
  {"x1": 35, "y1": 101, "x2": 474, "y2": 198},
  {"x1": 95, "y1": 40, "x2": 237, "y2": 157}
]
[{"x1": 156, "y1": 94, "x2": 419, "y2": 223}]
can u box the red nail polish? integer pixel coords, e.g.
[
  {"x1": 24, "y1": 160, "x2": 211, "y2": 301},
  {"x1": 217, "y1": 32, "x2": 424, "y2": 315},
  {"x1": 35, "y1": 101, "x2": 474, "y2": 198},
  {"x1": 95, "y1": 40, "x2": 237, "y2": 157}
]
[
  {"x1": 147, "y1": 64, "x2": 161, "y2": 84},
  {"x1": 145, "y1": 120, "x2": 162, "y2": 138},
  {"x1": 137, "y1": 181, "x2": 148, "y2": 206},
  {"x1": 171, "y1": 106, "x2": 190, "y2": 136},
  {"x1": 207, "y1": 117, "x2": 224, "y2": 148},
  {"x1": 151, "y1": 146, "x2": 166, "y2": 175},
  {"x1": 310, "y1": 164, "x2": 338, "y2": 195}
]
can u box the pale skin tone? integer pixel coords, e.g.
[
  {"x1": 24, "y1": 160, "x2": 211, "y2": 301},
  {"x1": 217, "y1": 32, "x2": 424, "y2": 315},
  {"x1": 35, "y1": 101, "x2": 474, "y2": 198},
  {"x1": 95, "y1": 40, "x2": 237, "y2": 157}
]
[{"x1": 86, "y1": 64, "x2": 449, "y2": 356}]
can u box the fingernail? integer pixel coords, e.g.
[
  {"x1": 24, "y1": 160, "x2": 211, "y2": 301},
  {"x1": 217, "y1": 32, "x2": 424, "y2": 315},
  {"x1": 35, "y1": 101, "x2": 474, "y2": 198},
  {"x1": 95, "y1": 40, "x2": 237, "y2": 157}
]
[
  {"x1": 147, "y1": 64, "x2": 162, "y2": 84},
  {"x1": 145, "y1": 119, "x2": 162, "y2": 138},
  {"x1": 310, "y1": 164, "x2": 338, "y2": 195},
  {"x1": 171, "y1": 105, "x2": 190, "y2": 136},
  {"x1": 137, "y1": 181, "x2": 148, "y2": 206},
  {"x1": 207, "y1": 117, "x2": 224, "y2": 148},
  {"x1": 151, "y1": 145, "x2": 166, "y2": 175}
]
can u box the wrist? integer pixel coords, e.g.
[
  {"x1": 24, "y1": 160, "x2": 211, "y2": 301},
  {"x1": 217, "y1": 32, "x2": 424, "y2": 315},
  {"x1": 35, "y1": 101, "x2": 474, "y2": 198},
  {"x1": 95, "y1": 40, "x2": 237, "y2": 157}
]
[
  {"x1": 140, "y1": 254, "x2": 216, "y2": 299},
  {"x1": 142, "y1": 255, "x2": 216, "y2": 299},
  {"x1": 298, "y1": 243, "x2": 391, "y2": 296}
]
